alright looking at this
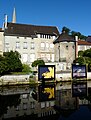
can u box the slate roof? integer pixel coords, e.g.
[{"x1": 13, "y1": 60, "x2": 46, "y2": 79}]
[
  {"x1": 4, "y1": 23, "x2": 59, "y2": 37},
  {"x1": 53, "y1": 32, "x2": 75, "y2": 44},
  {"x1": 86, "y1": 36, "x2": 91, "y2": 42}
]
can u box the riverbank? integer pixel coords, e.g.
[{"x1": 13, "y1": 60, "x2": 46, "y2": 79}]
[{"x1": 0, "y1": 71, "x2": 91, "y2": 86}]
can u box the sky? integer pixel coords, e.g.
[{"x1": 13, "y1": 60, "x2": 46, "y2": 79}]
[{"x1": 0, "y1": 0, "x2": 91, "y2": 36}]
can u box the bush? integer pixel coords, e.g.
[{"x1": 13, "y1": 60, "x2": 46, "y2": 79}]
[
  {"x1": 31, "y1": 59, "x2": 45, "y2": 67},
  {"x1": 22, "y1": 64, "x2": 32, "y2": 73}
]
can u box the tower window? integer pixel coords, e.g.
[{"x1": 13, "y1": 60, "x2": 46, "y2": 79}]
[{"x1": 66, "y1": 45, "x2": 68, "y2": 50}]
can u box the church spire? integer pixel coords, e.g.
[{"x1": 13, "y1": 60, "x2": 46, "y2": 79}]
[{"x1": 12, "y1": 7, "x2": 16, "y2": 23}]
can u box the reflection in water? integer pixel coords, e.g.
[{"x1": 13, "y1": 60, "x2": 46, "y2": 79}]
[{"x1": 0, "y1": 81, "x2": 91, "y2": 119}]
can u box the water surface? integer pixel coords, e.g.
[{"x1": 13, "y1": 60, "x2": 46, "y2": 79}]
[{"x1": 0, "y1": 81, "x2": 91, "y2": 120}]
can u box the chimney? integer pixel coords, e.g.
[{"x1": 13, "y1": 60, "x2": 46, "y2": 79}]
[
  {"x1": 4, "y1": 14, "x2": 8, "y2": 29},
  {"x1": 75, "y1": 36, "x2": 78, "y2": 59}
]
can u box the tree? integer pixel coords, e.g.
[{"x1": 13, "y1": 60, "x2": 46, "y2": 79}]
[
  {"x1": 62, "y1": 26, "x2": 87, "y2": 39},
  {"x1": 22, "y1": 64, "x2": 32, "y2": 73},
  {"x1": 31, "y1": 59, "x2": 45, "y2": 67},
  {"x1": 78, "y1": 50, "x2": 84, "y2": 57},
  {"x1": 74, "y1": 48, "x2": 91, "y2": 65},
  {"x1": 3, "y1": 51, "x2": 23, "y2": 72},
  {"x1": 62, "y1": 26, "x2": 70, "y2": 34},
  {"x1": 83, "y1": 48, "x2": 91, "y2": 58},
  {"x1": 73, "y1": 57, "x2": 84, "y2": 65},
  {"x1": 0, "y1": 60, "x2": 9, "y2": 75}
]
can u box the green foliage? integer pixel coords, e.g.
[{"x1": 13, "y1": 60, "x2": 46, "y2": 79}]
[
  {"x1": 0, "y1": 51, "x2": 23, "y2": 75},
  {"x1": 62, "y1": 26, "x2": 87, "y2": 39},
  {"x1": 78, "y1": 50, "x2": 84, "y2": 57},
  {"x1": 31, "y1": 59, "x2": 45, "y2": 67},
  {"x1": 74, "y1": 57, "x2": 84, "y2": 65},
  {"x1": 0, "y1": 60, "x2": 9, "y2": 75},
  {"x1": 3, "y1": 51, "x2": 23, "y2": 72},
  {"x1": 83, "y1": 48, "x2": 91, "y2": 58},
  {"x1": 22, "y1": 64, "x2": 32, "y2": 73},
  {"x1": 74, "y1": 48, "x2": 91, "y2": 65},
  {"x1": 62, "y1": 26, "x2": 70, "y2": 34}
]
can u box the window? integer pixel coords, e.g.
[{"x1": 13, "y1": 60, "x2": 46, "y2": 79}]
[
  {"x1": 41, "y1": 42, "x2": 45, "y2": 48},
  {"x1": 41, "y1": 102, "x2": 45, "y2": 108},
  {"x1": 50, "y1": 101, "x2": 54, "y2": 106},
  {"x1": 22, "y1": 54, "x2": 28, "y2": 62},
  {"x1": 41, "y1": 54, "x2": 45, "y2": 58},
  {"x1": 30, "y1": 53, "x2": 35, "y2": 62},
  {"x1": 40, "y1": 34, "x2": 42, "y2": 38},
  {"x1": 46, "y1": 54, "x2": 50, "y2": 61},
  {"x1": 24, "y1": 37, "x2": 27, "y2": 39},
  {"x1": 23, "y1": 103, "x2": 27, "y2": 110},
  {"x1": 46, "y1": 102, "x2": 50, "y2": 107},
  {"x1": 17, "y1": 36, "x2": 19, "y2": 39},
  {"x1": 16, "y1": 41, "x2": 20, "y2": 49},
  {"x1": 30, "y1": 102, "x2": 35, "y2": 109},
  {"x1": 40, "y1": 54, "x2": 45, "y2": 60},
  {"x1": 5, "y1": 42, "x2": 9, "y2": 52},
  {"x1": 5, "y1": 42, "x2": 9, "y2": 46},
  {"x1": 23, "y1": 42, "x2": 27, "y2": 49},
  {"x1": 31, "y1": 42, "x2": 35, "y2": 49},
  {"x1": 22, "y1": 94, "x2": 28, "y2": 99},
  {"x1": 72, "y1": 45, "x2": 74, "y2": 49},
  {"x1": 66, "y1": 45, "x2": 68, "y2": 50},
  {"x1": 40, "y1": 34, "x2": 51, "y2": 39},
  {"x1": 51, "y1": 54, "x2": 54, "y2": 62},
  {"x1": 16, "y1": 106, "x2": 20, "y2": 111},
  {"x1": 50, "y1": 43, "x2": 54, "y2": 48},
  {"x1": 46, "y1": 43, "x2": 49, "y2": 48}
]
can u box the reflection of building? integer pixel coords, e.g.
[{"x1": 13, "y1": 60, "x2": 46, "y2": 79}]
[
  {"x1": 0, "y1": 86, "x2": 56, "y2": 119},
  {"x1": 56, "y1": 88, "x2": 78, "y2": 110}
]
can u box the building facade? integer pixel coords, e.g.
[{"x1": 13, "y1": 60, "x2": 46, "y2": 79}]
[
  {"x1": 0, "y1": 28, "x2": 4, "y2": 55},
  {"x1": 53, "y1": 32, "x2": 76, "y2": 69},
  {"x1": 78, "y1": 40, "x2": 91, "y2": 52},
  {"x1": 3, "y1": 22, "x2": 59, "y2": 65}
]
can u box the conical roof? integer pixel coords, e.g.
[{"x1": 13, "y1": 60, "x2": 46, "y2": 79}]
[{"x1": 53, "y1": 31, "x2": 75, "y2": 44}]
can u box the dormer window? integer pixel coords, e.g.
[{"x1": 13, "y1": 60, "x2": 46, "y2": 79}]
[{"x1": 40, "y1": 34, "x2": 51, "y2": 39}]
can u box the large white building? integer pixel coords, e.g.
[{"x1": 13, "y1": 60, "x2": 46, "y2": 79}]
[
  {"x1": 0, "y1": 8, "x2": 59, "y2": 65},
  {"x1": 3, "y1": 22, "x2": 59, "y2": 65}
]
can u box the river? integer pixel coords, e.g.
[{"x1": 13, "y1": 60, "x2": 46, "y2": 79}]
[{"x1": 0, "y1": 80, "x2": 91, "y2": 120}]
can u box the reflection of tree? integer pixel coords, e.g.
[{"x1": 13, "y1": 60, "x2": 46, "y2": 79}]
[
  {"x1": 0, "y1": 94, "x2": 21, "y2": 117},
  {"x1": 87, "y1": 88, "x2": 91, "y2": 111},
  {"x1": 87, "y1": 88, "x2": 91, "y2": 103}
]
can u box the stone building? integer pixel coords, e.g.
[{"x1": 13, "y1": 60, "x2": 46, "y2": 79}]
[
  {"x1": 3, "y1": 22, "x2": 59, "y2": 65},
  {"x1": 53, "y1": 31, "x2": 76, "y2": 69}
]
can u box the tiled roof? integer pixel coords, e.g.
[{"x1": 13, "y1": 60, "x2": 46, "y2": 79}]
[
  {"x1": 0, "y1": 28, "x2": 4, "y2": 32},
  {"x1": 78, "y1": 40, "x2": 91, "y2": 45},
  {"x1": 4, "y1": 23, "x2": 59, "y2": 37},
  {"x1": 53, "y1": 32, "x2": 75, "y2": 44}
]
